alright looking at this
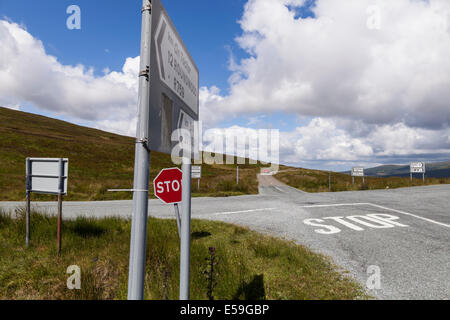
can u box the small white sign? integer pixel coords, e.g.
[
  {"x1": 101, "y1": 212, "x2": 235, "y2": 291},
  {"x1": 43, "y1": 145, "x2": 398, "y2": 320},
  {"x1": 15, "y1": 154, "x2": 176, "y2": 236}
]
[
  {"x1": 352, "y1": 167, "x2": 364, "y2": 177},
  {"x1": 191, "y1": 165, "x2": 201, "y2": 179},
  {"x1": 26, "y1": 158, "x2": 68, "y2": 195},
  {"x1": 410, "y1": 162, "x2": 425, "y2": 173}
]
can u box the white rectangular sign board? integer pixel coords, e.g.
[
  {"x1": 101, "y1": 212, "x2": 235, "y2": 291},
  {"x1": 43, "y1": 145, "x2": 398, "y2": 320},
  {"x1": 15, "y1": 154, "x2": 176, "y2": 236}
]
[
  {"x1": 26, "y1": 158, "x2": 68, "y2": 195},
  {"x1": 351, "y1": 167, "x2": 364, "y2": 177},
  {"x1": 148, "y1": 0, "x2": 199, "y2": 156},
  {"x1": 410, "y1": 162, "x2": 425, "y2": 173},
  {"x1": 155, "y1": 14, "x2": 198, "y2": 114},
  {"x1": 191, "y1": 165, "x2": 201, "y2": 179}
]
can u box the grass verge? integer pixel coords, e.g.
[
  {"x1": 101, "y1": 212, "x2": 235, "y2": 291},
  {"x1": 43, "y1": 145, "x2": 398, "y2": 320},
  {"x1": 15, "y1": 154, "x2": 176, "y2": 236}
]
[
  {"x1": 275, "y1": 168, "x2": 450, "y2": 193},
  {"x1": 0, "y1": 209, "x2": 368, "y2": 300}
]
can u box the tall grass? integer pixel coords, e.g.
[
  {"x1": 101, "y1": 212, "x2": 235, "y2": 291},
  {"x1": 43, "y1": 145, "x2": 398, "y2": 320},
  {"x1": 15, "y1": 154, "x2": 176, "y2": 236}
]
[
  {"x1": 0, "y1": 210, "x2": 367, "y2": 300},
  {"x1": 276, "y1": 168, "x2": 450, "y2": 193}
]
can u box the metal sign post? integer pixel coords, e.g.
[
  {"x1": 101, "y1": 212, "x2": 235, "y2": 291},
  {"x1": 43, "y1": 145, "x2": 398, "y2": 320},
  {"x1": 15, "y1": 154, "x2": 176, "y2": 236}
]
[
  {"x1": 410, "y1": 162, "x2": 426, "y2": 184},
  {"x1": 329, "y1": 172, "x2": 331, "y2": 192},
  {"x1": 25, "y1": 158, "x2": 31, "y2": 248},
  {"x1": 127, "y1": 0, "x2": 199, "y2": 300},
  {"x1": 152, "y1": 167, "x2": 188, "y2": 299},
  {"x1": 25, "y1": 158, "x2": 68, "y2": 251},
  {"x1": 351, "y1": 167, "x2": 364, "y2": 185},
  {"x1": 174, "y1": 203, "x2": 181, "y2": 238},
  {"x1": 237, "y1": 166, "x2": 239, "y2": 184},
  {"x1": 56, "y1": 158, "x2": 64, "y2": 254},
  {"x1": 191, "y1": 166, "x2": 201, "y2": 191},
  {"x1": 180, "y1": 158, "x2": 192, "y2": 300},
  {"x1": 127, "y1": 0, "x2": 152, "y2": 301}
]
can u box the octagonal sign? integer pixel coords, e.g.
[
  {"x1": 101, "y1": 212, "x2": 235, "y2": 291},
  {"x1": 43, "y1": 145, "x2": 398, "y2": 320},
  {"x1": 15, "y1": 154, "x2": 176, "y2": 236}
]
[{"x1": 153, "y1": 168, "x2": 183, "y2": 204}]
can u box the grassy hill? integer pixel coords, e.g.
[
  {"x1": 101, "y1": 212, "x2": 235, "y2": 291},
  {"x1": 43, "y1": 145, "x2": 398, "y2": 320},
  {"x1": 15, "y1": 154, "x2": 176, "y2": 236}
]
[{"x1": 0, "y1": 107, "x2": 265, "y2": 201}]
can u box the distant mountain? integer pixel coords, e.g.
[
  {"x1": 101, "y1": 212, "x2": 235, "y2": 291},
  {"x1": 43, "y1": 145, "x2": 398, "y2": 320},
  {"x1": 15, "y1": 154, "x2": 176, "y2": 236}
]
[{"x1": 343, "y1": 161, "x2": 450, "y2": 178}]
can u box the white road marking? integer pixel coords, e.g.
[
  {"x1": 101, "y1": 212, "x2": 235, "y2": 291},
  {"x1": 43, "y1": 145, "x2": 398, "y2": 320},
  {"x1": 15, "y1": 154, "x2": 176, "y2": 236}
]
[
  {"x1": 300, "y1": 202, "x2": 450, "y2": 228},
  {"x1": 300, "y1": 203, "x2": 370, "y2": 208},
  {"x1": 274, "y1": 186, "x2": 286, "y2": 193},
  {"x1": 212, "y1": 208, "x2": 276, "y2": 216},
  {"x1": 368, "y1": 203, "x2": 450, "y2": 228},
  {"x1": 304, "y1": 214, "x2": 408, "y2": 234}
]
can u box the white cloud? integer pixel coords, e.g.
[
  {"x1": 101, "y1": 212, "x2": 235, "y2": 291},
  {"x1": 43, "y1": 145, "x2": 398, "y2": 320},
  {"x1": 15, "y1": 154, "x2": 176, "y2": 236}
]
[
  {"x1": 206, "y1": 0, "x2": 448, "y2": 128},
  {"x1": 3, "y1": 103, "x2": 21, "y2": 111},
  {"x1": 198, "y1": 0, "x2": 450, "y2": 167},
  {"x1": 199, "y1": 86, "x2": 226, "y2": 127},
  {"x1": 279, "y1": 118, "x2": 450, "y2": 166},
  {"x1": 0, "y1": 20, "x2": 139, "y2": 136}
]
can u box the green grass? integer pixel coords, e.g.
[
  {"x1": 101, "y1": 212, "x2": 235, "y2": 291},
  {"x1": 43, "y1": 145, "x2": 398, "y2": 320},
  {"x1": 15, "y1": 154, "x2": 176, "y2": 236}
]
[
  {"x1": 0, "y1": 209, "x2": 368, "y2": 300},
  {"x1": 275, "y1": 168, "x2": 450, "y2": 193},
  {"x1": 0, "y1": 107, "x2": 264, "y2": 201}
]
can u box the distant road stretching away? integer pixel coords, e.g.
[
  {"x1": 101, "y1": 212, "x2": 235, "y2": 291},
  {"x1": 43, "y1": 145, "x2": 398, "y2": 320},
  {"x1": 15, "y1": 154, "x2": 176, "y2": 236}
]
[{"x1": 2, "y1": 176, "x2": 449, "y2": 300}]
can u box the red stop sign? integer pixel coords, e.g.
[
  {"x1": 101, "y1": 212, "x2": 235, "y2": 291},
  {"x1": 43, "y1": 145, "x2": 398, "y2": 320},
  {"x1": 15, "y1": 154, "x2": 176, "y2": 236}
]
[{"x1": 153, "y1": 168, "x2": 183, "y2": 204}]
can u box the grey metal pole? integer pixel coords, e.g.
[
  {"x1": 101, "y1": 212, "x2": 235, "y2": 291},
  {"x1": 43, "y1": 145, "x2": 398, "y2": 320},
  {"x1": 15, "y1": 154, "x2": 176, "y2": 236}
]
[
  {"x1": 423, "y1": 172, "x2": 425, "y2": 184},
  {"x1": 57, "y1": 193, "x2": 62, "y2": 254},
  {"x1": 127, "y1": 0, "x2": 152, "y2": 300},
  {"x1": 174, "y1": 203, "x2": 181, "y2": 239},
  {"x1": 237, "y1": 166, "x2": 239, "y2": 184},
  {"x1": 25, "y1": 158, "x2": 31, "y2": 248},
  {"x1": 329, "y1": 172, "x2": 331, "y2": 192},
  {"x1": 352, "y1": 176, "x2": 354, "y2": 185},
  {"x1": 57, "y1": 158, "x2": 64, "y2": 254},
  {"x1": 180, "y1": 158, "x2": 192, "y2": 300},
  {"x1": 26, "y1": 191, "x2": 30, "y2": 247},
  {"x1": 410, "y1": 173, "x2": 412, "y2": 182}
]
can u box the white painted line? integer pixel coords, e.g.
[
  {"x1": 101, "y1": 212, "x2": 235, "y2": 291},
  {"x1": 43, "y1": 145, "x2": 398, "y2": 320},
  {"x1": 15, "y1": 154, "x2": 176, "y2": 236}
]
[
  {"x1": 300, "y1": 202, "x2": 450, "y2": 228},
  {"x1": 285, "y1": 185, "x2": 308, "y2": 194},
  {"x1": 212, "y1": 208, "x2": 277, "y2": 216},
  {"x1": 300, "y1": 203, "x2": 370, "y2": 208},
  {"x1": 367, "y1": 203, "x2": 450, "y2": 228},
  {"x1": 274, "y1": 186, "x2": 286, "y2": 193}
]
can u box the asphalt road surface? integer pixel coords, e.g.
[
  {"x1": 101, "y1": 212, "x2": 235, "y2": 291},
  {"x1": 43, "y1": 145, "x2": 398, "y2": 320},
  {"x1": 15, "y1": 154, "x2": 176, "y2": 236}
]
[{"x1": 2, "y1": 175, "x2": 449, "y2": 300}]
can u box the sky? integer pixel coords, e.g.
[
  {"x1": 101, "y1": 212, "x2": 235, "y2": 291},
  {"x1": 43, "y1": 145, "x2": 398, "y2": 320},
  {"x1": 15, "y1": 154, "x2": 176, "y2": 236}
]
[{"x1": 0, "y1": 0, "x2": 449, "y2": 171}]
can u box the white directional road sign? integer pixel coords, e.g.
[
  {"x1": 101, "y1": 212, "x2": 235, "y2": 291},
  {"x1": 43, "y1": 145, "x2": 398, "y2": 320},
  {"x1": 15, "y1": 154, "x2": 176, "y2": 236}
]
[
  {"x1": 155, "y1": 13, "x2": 199, "y2": 114},
  {"x1": 26, "y1": 158, "x2": 68, "y2": 195},
  {"x1": 191, "y1": 165, "x2": 201, "y2": 179},
  {"x1": 351, "y1": 167, "x2": 364, "y2": 177},
  {"x1": 410, "y1": 162, "x2": 425, "y2": 173},
  {"x1": 148, "y1": 0, "x2": 199, "y2": 155}
]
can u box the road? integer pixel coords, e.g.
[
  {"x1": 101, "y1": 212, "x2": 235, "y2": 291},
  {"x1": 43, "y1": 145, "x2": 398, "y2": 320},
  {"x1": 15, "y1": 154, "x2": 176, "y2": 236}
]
[{"x1": 1, "y1": 176, "x2": 449, "y2": 300}]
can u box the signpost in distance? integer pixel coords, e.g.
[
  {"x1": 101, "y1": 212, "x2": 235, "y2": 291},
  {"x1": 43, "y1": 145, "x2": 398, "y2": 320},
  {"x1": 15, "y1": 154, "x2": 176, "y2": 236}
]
[{"x1": 410, "y1": 162, "x2": 426, "y2": 183}]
